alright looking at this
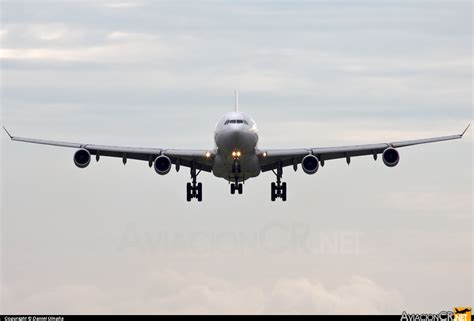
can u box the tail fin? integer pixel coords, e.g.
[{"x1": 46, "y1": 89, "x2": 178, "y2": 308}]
[{"x1": 234, "y1": 89, "x2": 239, "y2": 112}]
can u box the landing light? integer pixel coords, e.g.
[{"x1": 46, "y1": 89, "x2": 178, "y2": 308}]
[
  {"x1": 232, "y1": 151, "x2": 241, "y2": 158},
  {"x1": 263, "y1": 152, "x2": 267, "y2": 157},
  {"x1": 205, "y1": 151, "x2": 211, "y2": 158}
]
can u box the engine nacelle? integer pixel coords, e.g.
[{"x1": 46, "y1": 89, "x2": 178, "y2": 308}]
[
  {"x1": 154, "y1": 155, "x2": 172, "y2": 175},
  {"x1": 382, "y1": 148, "x2": 400, "y2": 167},
  {"x1": 301, "y1": 154, "x2": 320, "y2": 174},
  {"x1": 74, "y1": 149, "x2": 91, "y2": 168}
]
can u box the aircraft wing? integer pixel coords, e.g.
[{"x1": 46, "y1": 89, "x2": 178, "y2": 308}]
[
  {"x1": 3, "y1": 127, "x2": 214, "y2": 172},
  {"x1": 258, "y1": 125, "x2": 470, "y2": 172}
]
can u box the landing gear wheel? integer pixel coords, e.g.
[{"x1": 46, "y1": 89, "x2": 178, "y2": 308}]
[
  {"x1": 187, "y1": 165, "x2": 203, "y2": 202},
  {"x1": 197, "y1": 182, "x2": 203, "y2": 202},
  {"x1": 230, "y1": 182, "x2": 243, "y2": 195},
  {"x1": 271, "y1": 164, "x2": 287, "y2": 201},
  {"x1": 186, "y1": 183, "x2": 192, "y2": 202}
]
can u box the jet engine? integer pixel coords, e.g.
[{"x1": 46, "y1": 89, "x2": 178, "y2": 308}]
[
  {"x1": 154, "y1": 155, "x2": 172, "y2": 175},
  {"x1": 382, "y1": 148, "x2": 400, "y2": 167},
  {"x1": 74, "y1": 149, "x2": 91, "y2": 168},
  {"x1": 301, "y1": 154, "x2": 320, "y2": 174}
]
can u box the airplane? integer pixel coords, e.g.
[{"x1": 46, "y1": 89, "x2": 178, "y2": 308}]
[
  {"x1": 2, "y1": 92, "x2": 471, "y2": 202},
  {"x1": 454, "y1": 308, "x2": 471, "y2": 314}
]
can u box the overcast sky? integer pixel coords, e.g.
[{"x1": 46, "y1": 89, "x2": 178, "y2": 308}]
[{"x1": 1, "y1": 0, "x2": 472, "y2": 315}]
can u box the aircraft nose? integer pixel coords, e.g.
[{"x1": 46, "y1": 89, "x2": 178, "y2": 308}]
[
  {"x1": 228, "y1": 125, "x2": 248, "y2": 140},
  {"x1": 229, "y1": 127, "x2": 256, "y2": 147},
  {"x1": 223, "y1": 128, "x2": 239, "y2": 144}
]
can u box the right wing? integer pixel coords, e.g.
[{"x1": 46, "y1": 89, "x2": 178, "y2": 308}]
[
  {"x1": 258, "y1": 125, "x2": 470, "y2": 172},
  {"x1": 3, "y1": 127, "x2": 214, "y2": 171}
]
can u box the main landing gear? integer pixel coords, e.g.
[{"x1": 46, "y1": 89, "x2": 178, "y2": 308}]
[
  {"x1": 271, "y1": 163, "x2": 287, "y2": 202},
  {"x1": 186, "y1": 165, "x2": 202, "y2": 202}
]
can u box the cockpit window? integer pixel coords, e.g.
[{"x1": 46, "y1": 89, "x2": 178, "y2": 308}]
[{"x1": 224, "y1": 119, "x2": 249, "y2": 125}]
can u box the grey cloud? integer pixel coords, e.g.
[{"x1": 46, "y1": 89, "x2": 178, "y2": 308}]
[{"x1": 3, "y1": 271, "x2": 403, "y2": 314}]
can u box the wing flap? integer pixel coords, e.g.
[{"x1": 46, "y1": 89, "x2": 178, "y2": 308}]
[
  {"x1": 311, "y1": 143, "x2": 388, "y2": 161},
  {"x1": 258, "y1": 149, "x2": 309, "y2": 172},
  {"x1": 164, "y1": 149, "x2": 214, "y2": 172}
]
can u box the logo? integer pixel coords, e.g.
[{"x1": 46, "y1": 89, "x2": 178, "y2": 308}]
[
  {"x1": 454, "y1": 307, "x2": 471, "y2": 321},
  {"x1": 401, "y1": 311, "x2": 453, "y2": 321}
]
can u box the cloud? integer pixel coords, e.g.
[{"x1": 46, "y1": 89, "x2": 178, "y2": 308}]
[
  {"x1": 26, "y1": 23, "x2": 80, "y2": 41},
  {"x1": 2, "y1": 271, "x2": 403, "y2": 314},
  {"x1": 265, "y1": 276, "x2": 403, "y2": 314},
  {"x1": 102, "y1": 2, "x2": 144, "y2": 9},
  {"x1": 383, "y1": 190, "x2": 472, "y2": 216},
  {"x1": 0, "y1": 30, "x2": 173, "y2": 63},
  {"x1": 258, "y1": 118, "x2": 471, "y2": 147},
  {"x1": 1, "y1": 23, "x2": 86, "y2": 46},
  {"x1": 0, "y1": 29, "x2": 7, "y2": 40}
]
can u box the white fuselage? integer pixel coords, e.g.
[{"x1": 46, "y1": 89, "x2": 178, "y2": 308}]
[{"x1": 212, "y1": 112, "x2": 260, "y2": 182}]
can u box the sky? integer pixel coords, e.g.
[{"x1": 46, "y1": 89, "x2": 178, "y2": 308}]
[{"x1": 0, "y1": 0, "x2": 472, "y2": 315}]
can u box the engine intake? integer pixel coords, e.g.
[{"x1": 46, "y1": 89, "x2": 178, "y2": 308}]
[
  {"x1": 154, "y1": 155, "x2": 172, "y2": 175},
  {"x1": 382, "y1": 148, "x2": 400, "y2": 167},
  {"x1": 301, "y1": 154, "x2": 320, "y2": 174},
  {"x1": 74, "y1": 149, "x2": 91, "y2": 168}
]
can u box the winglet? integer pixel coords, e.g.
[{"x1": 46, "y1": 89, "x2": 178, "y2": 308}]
[
  {"x1": 461, "y1": 123, "x2": 471, "y2": 137},
  {"x1": 2, "y1": 126, "x2": 13, "y2": 139}
]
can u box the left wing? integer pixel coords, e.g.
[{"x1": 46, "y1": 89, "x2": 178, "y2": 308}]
[
  {"x1": 3, "y1": 127, "x2": 214, "y2": 172},
  {"x1": 258, "y1": 125, "x2": 470, "y2": 172}
]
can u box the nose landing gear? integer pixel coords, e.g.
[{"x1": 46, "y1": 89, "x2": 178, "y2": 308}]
[
  {"x1": 230, "y1": 158, "x2": 243, "y2": 195},
  {"x1": 271, "y1": 163, "x2": 287, "y2": 201},
  {"x1": 232, "y1": 158, "x2": 241, "y2": 173},
  {"x1": 186, "y1": 165, "x2": 202, "y2": 202},
  {"x1": 230, "y1": 181, "x2": 243, "y2": 194}
]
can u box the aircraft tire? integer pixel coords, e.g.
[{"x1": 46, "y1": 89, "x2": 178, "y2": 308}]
[
  {"x1": 186, "y1": 183, "x2": 192, "y2": 202},
  {"x1": 197, "y1": 183, "x2": 202, "y2": 202}
]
